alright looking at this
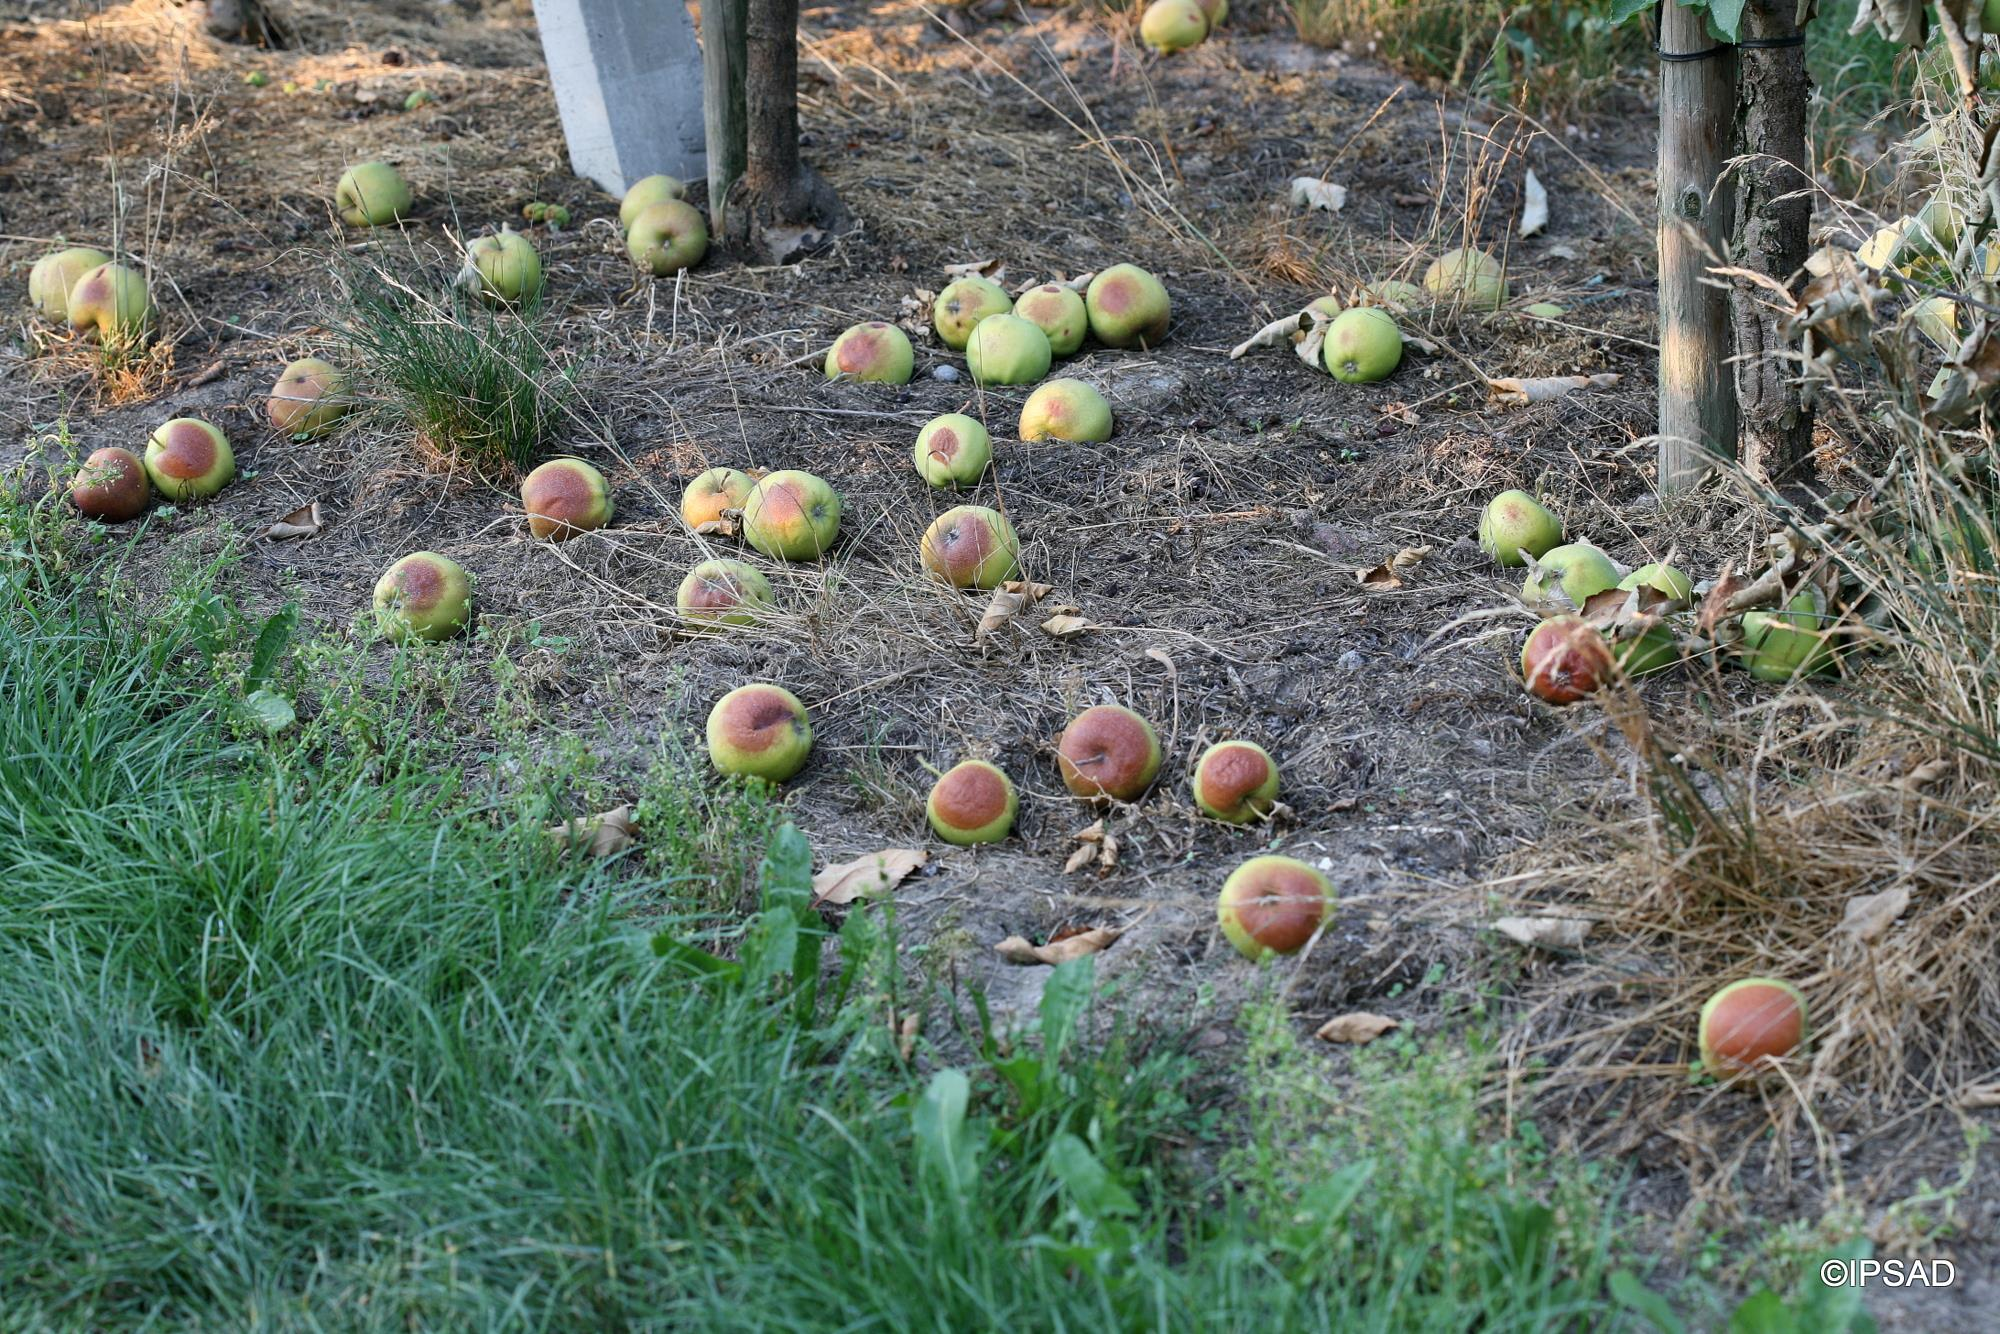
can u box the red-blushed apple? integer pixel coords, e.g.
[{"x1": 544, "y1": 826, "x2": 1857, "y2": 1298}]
[
  {"x1": 267, "y1": 357, "x2": 350, "y2": 437},
  {"x1": 913, "y1": 413, "x2": 992, "y2": 489},
  {"x1": 521, "y1": 457, "x2": 613, "y2": 540},
  {"x1": 1217, "y1": 855, "x2": 1335, "y2": 960},
  {"x1": 965, "y1": 315, "x2": 1052, "y2": 386},
  {"x1": 1192, "y1": 739, "x2": 1279, "y2": 823},
  {"x1": 626, "y1": 200, "x2": 708, "y2": 276},
  {"x1": 706, "y1": 683, "x2": 812, "y2": 782},
  {"x1": 1057, "y1": 704, "x2": 1162, "y2": 801},
  {"x1": 1139, "y1": 0, "x2": 1209, "y2": 53},
  {"x1": 681, "y1": 466, "x2": 755, "y2": 529},
  {"x1": 824, "y1": 321, "x2": 914, "y2": 384},
  {"x1": 919, "y1": 505, "x2": 1020, "y2": 589},
  {"x1": 69, "y1": 447, "x2": 149, "y2": 522},
  {"x1": 1478, "y1": 490, "x2": 1562, "y2": 567},
  {"x1": 1013, "y1": 283, "x2": 1088, "y2": 356},
  {"x1": 1084, "y1": 263, "x2": 1171, "y2": 348},
  {"x1": 1520, "y1": 615, "x2": 1616, "y2": 705},
  {"x1": 742, "y1": 469, "x2": 842, "y2": 561},
  {"x1": 1018, "y1": 378, "x2": 1113, "y2": 442},
  {"x1": 335, "y1": 162, "x2": 412, "y2": 227},
  {"x1": 675, "y1": 558, "x2": 775, "y2": 630},
  {"x1": 926, "y1": 760, "x2": 1018, "y2": 845},
  {"x1": 619, "y1": 174, "x2": 685, "y2": 229},
  {"x1": 1698, "y1": 978, "x2": 1807, "y2": 1075},
  {"x1": 372, "y1": 551, "x2": 473, "y2": 643},
  {"x1": 28, "y1": 246, "x2": 110, "y2": 319},
  {"x1": 143, "y1": 419, "x2": 234, "y2": 501},
  {"x1": 67, "y1": 262, "x2": 153, "y2": 344},
  {"x1": 933, "y1": 276, "x2": 1013, "y2": 350}
]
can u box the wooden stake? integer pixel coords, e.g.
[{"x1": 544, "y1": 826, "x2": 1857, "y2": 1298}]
[{"x1": 701, "y1": 0, "x2": 748, "y2": 238}]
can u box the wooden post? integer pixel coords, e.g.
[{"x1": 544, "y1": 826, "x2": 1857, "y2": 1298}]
[
  {"x1": 1657, "y1": 2, "x2": 1738, "y2": 491},
  {"x1": 701, "y1": 0, "x2": 747, "y2": 238}
]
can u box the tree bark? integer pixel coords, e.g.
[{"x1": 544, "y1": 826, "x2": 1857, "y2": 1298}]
[
  {"x1": 731, "y1": 0, "x2": 848, "y2": 263},
  {"x1": 1656, "y1": 1, "x2": 1738, "y2": 491},
  {"x1": 1730, "y1": 0, "x2": 1815, "y2": 485},
  {"x1": 701, "y1": 0, "x2": 748, "y2": 238}
]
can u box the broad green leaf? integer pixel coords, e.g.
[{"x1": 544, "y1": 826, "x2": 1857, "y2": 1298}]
[
  {"x1": 1038, "y1": 956, "x2": 1094, "y2": 1072},
  {"x1": 913, "y1": 1068, "x2": 977, "y2": 1206},
  {"x1": 1728, "y1": 1290, "x2": 1796, "y2": 1334},
  {"x1": 1609, "y1": 1268, "x2": 1687, "y2": 1334},
  {"x1": 1046, "y1": 1133, "x2": 1137, "y2": 1219},
  {"x1": 649, "y1": 934, "x2": 742, "y2": 981},
  {"x1": 246, "y1": 603, "x2": 298, "y2": 688},
  {"x1": 237, "y1": 688, "x2": 295, "y2": 735}
]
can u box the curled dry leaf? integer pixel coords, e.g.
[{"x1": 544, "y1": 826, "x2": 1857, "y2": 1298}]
[
  {"x1": 943, "y1": 258, "x2": 1005, "y2": 282},
  {"x1": 1231, "y1": 311, "x2": 1309, "y2": 359},
  {"x1": 1041, "y1": 613, "x2": 1092, "y2": 638},
  {"x1": 974, "y1": 579, "x2": 1056, "y2": 646},
  {"x1": 1315, "y1": 1012, "x2": 1400, "y2": 1045},
  {"x1": 1357, "y1": 545, "x2": 1432, "y2": 590},
  {"x1": 263, "y1": 501, "x2": 324, "y2": 541},
  {"x1": 694, "y1": 509, "x2": 741, "y2": 538},
  {"x1": 1957, "y1": 1082, "x2": 2000, "y2": 1110},
  {"x1": 995, "y1": 926, "x2": 1122, "y2": 965},
  {"x1": 899, "y1": 289, "x2": 935, "y2": 337},
  {"x1": 1288, "y1": 177, "x2": 1348, "y2": 212},
  {"x1": 1695, "y1": 561, "x2": 1748, "y2": 637},
  {"x1": 811, "y1": 847, "x2": 928, "y2": 906},
  {"x1": 1064, "y1": 819, "x2": 1117, "y2": 874},
  {"x1": 545, "y1": 804, "x2": 638, "y2": 858},
  {"x1": 1487, "y1": 373, "x2": 1622, "y2": 407},
  {"x1": 1839, "y1": 884, "x2": 1910, "y2": 943},
  {"x1": 897, "y1": 1011, "x2": 922, "y2": 1061},
  {"x1": 1492, "y1": 915, "x2": 1593, "y2": 950},
  {"x1": 1146, "y1": 646, "x2": 1178, "y2": 681},
  {"x1": 1520, "y1": 167, "x2": 1548, "y2": 237}
]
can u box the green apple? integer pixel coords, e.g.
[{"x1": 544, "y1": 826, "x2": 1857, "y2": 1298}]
[
  {"x1": 933, "y1": 276, "x2": 1013, "y2": 350},
  {"x1": 1479, "y1": 490, "x2": 1563, "y2": 567},
  {"x1": 373, "y1": 552, "x2": 473, "y2": 642},
  {"x1": 143, "y1": 418, "x2": 234, "y2": 500},
  {"x1": 619, "y1": 174, "x2": 685, "y2": 229},
  {"x1": 913, "y1": 413, "x2": 992, "y2": 488},
  {"x1": 1612, "y1": 625, "x2": 1681, "y2": 677},
  {"x1": 1739, "y1": 588, "x2": 1837, "y2": 683},
  {"x1": 1217, "y1": 855, "x2": 1334, "y2": 960},
  {"x1": 1139, "y1": 0, "x2": 1209, "y2": 53},
  {"x1": 965, "y1": 314, "x2": 1052, "y2": 386},
  {"x1": 1085, "y1": 263, "x2": 1171, "y2": 348},
  {"x1": 1365, "y1": 279, "x2": 1425, "y2": 310},
  {"x1": 1322, "y1": 307, "x2": 1403, "y2": 383},
  {"x1": 626, "y1": 200, "x2": 708, "y2": 275},
  {"x1": 1618, "y1": 562, "x2": 1693, "y2": 608},
  {"x1": 335, "y1": 161, "x2": 412, "y2": 226},
  {"x1": 28, "y1": 246, "x2": 111, "y2": 319},
  {"x1": 742, "y1": 469, "x2": 842, "y2": 561},
  {"x1": 66, "y1": 262, "x2": 153, "y2": 344},
  {"x1": 706, "y1": 683, "x2": 812, "y2": 782},
  {"x1": 468, "y1": 229, "x2": 543, "y2": 305},
  {"x1": 926, "y1": 760, "x2": 1018, "y2": 845},
  {"x1": 1521, "y1": 542, "x2": 1621, "y2": 608},
  {"x1": 1018, "y1": 378, "x2": 1113, "y2": 442},
  {"x1": 1423, "y1": 246, "x2": 1507, "y2": 311}
]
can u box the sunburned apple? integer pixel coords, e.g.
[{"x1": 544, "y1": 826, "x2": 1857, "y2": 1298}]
[
  {"x1": 521, "y1": 457, "x2": 613, "y2": 540},
  {"x1": 1217, "y1": 854, "x2": 1334, "y2": 960},
  {"x1": 676, "y1": 558, "x2": 775, "y2": 630},
  {"x1": 143, "y1": 418, "x2": 234, "y2": 501},
  {"x1": 1018, "y1": 378, "x2": 1113, "y2": 442},
  {"x1": 1085, "y1": 263, "x2": 1171, "y2": 348},
  {"x1": 913, "y1": 413, "x2": 992, "y2": 489},
  {"x1": 1192, "y1": 740, "x2": 1279, "y2": 824},
  {"x1": 619, "y1": 174, "x2": 685, "y2": 229},
  {"x1": 468, "y1": 229, "x2": 544, "y2": 305},
  {"x1": 1519, "y1": 615, "x2": 1615, "y2": 705},
  {"x1": 1698, "y1": 978, "x2": 1807, "y2": 1075},
  {"x1": 626, "y1": 200, "x2": 708, "y2": 275},
  {"x1": 920, "y1": 505, "x2": 1019, "y2": 589},
  {"x1": 335, "y1": 161, "x2": 412, "y2": 226},
  {"x1": 1057, "y1": 704, "x2": 1161, "y2": 801},
  {"x1": 66, "y1": 262, "x2": 153, "y2": 344},
  {"x1": 933, "y1": 276, "x2": 1013, "y2": 350},
  {"x1": 267, "y1": 357, "x2": 350, "y2": 437},
  {"x1": 706, "y1": 683, "x2": 812, "y2": 782},
  {"x1": 926, "y1": 760, "x2": 1018, "y2": 845},
  {"x1": 965, "y1": 314, "x2": 1052, "y2": 386},
  {"x1": 824, "y1": 321, "x2": 914, "y2": 383},
  {"x1": 373, "y1": 551, "x2": 473, "y2": 642},
  {"x1": 1012, "y1": 283, "x2": 1088, "y2": 356},
  {"x1": 681, "y1": 466, "x2": 755, "y2": 529},
  {"x1": 69, "y1": 447, "x2": 149, "y2": 522},
  {"x1": 742, "y1": 469, "x2": 842, "y2": 561},
  {"x1": 28, "y1": 246, "x2": 110, "y2": 320}
]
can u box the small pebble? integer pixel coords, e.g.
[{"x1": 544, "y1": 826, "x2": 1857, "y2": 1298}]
[{"x1": 931, "y1": 365, "x2": 960, "y2": 382}]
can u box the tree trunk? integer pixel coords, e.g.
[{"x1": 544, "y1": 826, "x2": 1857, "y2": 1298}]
[
  {"x1": 731, "y1": 0, "x2": 848, "y2": 263},
  {"x1": 1730, "y1": 0, "x2": 1815, "y2": 485},
  {"x1": 1656, "y1": 1, "x2": 1738, "y2": 491},
  {"x1": 701, "y1": 0, "x2": 748, "y2": 239}
]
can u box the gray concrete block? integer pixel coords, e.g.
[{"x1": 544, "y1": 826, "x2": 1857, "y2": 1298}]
[{"x1": 532, "y1": 0, "x2": 707, "y2": 198}]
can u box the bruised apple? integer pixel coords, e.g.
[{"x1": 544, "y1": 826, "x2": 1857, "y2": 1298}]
[
  {"x1": 926, "y1": 760, "x2": 1018, "y2": 845},
  {"x1": 1520, "y1": 615, "x2": 1615, "y2": 705},
  {"x1": 1217, "y1": 855, "x2": 1335, "y2": 960},
  {"x1": 1057, "y1": 704, "x2": 1161, "y2": 801}
]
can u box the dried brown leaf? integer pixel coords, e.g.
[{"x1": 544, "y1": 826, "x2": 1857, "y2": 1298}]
[
  {"x1": 1315, "y1": 1012, "x2": 1400, "y2": 1044},
  {"x1": 1696, "y1": 561, "x2": 1747, "y2": 637},
  {"x1": 1063, "y1": 843, "x2": 1098, "y2": 875},
  {"x1": 994, "y1": 927, "x2": 1122, "y2": 965},
  {"x1": 545, "y1": 804, "x2": 638, "y2": 858},
  {"x1": 811, "y1": 848, "x2": 928, "y2": 906},
  {"x1": 1040, "y1": 613, "x2": 1092, "y2": 638},
  {"x1": 943, "y1": 258, "x2": 1004, "y2": 281},
  {"x1": 262, "y1": 501, "x2": 324, "y2": 541},
  {"x1": 975, "y1": 579, "x2": 1055, "y2": 646},
  {"x1": 1840, "y1": 884, "x2": 1910, "y2": 943},
  {"x1": 1357, "y1": 545, "x2": 1432, "y2": 589},
  {"x1": 1957, "y1": 1082, "x2": 2000, "y2": 1110},
  {"x1": 1492, "y1": 915, "x2": 1592, "y2": 950},
  {"x1": 1487, "y1": 373, "x2": 1622, "y2": 407}
]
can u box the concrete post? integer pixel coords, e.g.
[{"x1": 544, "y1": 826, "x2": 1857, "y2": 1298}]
[{"x1": 531, "y1": 0, "x2": 707, "y2": 197}]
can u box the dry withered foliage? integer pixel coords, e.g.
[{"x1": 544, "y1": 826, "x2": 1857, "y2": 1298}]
[
  {"x1": 995, "y1": 925, "x2": 1122, "y2": 966},
  {"x1": 811, "y1": 848, "x2": 927, "y2": 906},
  {"x1": 1315, "y1": 1012, "x2": 1399, "y2": 1044},
  {"x1": 544, "y1": 804, "x2": 638, "y2": 858}
]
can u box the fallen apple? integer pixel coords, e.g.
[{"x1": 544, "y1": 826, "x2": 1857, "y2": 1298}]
[
  {"x1": 1698, "y1": 978, "x2": 1806, "y2": 1075},
  {"x1": 1612, "y1": 625, "x2": 1681, "y2": 677},
  {"x1": 1618, "y1": 562, "x2": 1694, "y2": 608},
  {"x1": 1739, "y1": 588, "x2": 1837, "y2": 683},
  {"x1": 1057, "y1": 704, "x2": 1161, "y2": 801},
  {"x1": 522, "y1": 457, "x2": 614, "y2": 540},
  {"x1": 966, "y1": 314, "x2": 1052, "y2": 386},
  {"x1": 1139, "y1": 0, "x2": 1209, "y2": 53},
  {"x1": 676, "y1": 557, "x2": 775, "y2": 630},
  {"x1": 1192, "y1": 739, "x2": 1279, "y2": 824},
  {"x1": 266, "y1": 357, "x2": 350, "y2": 437},
  {"x1": 1196, "y1": 0, "x2": 1228, "y2": 25},
  {"x1": 933, "y1": 276, "x2": 1014, "y2": 350},
  {"x1": 706, "y1": 682, "x2": 812, "y2": 782},
  {"x1": 920, "y1": 504, "x2": 1020, "y2": 589},
  {"x1": 468, "y1": 229, "x2": 544, "y2": 305},
  {"x1": 1521, "y1": 542, "x2": 1622, "y2": 608},
  {"x1": 1364, "y1": 279, "x2": 1425, "y2": 310},
  {"x1": 1520, "y1": 615, "x2": 1615, "y2": 704},
  {"x1": 1423, "y1": 246, "x2": 1507, "y2": 311},
  {"x1": 913, "y1": 413, "x2": 993, "y2": 489},
  {"x1": 1217, "y1": 854, "x2": 1335, "y2": 960},
  {"x1": 927, "y1": 759, "x2": 1018, "y2": 845},
  {"x1": 1322, "y1": 307, "x2": 1403, "y2": 383},
  {"x1": 1018, "y1": 378, "x2": 1113, "y2": 443},
  {"x1": 1479, "y1": 490, "x2": 1563, "y2": 568},
  {"x1": 681, "y1": 466, "x2": 755, "y2": 529},
  {"x1": 1522, "y1": 302, "x2": 1566, "y2": 319},
  {"x1": 69, "y1": 446, "x2": 149, "y2": 522},
  {"x1": 1085, "y1": 263, "x2": 1171, "y2": 348},
  {"x1": 143, "y1": 418, "x2": 234, "y2": 501},
  {"x1": 66, "y1": 262, "x2": 153, "y2": 344},
  {"x1": 824, "y1": 321, "x2": 915, "y2": 384},
  {"x1": 619, "y1": 173, "x2": 685, "y2": 229},
  {"x1": 626, "y1": 200, "x2": 709, "y2": 276},
  {"x1": 1013, "y1": 283, "x2": 1088, "y2": 356},
  {"x1": 28, "y1": 246, "x2": 111, "y2": 320},
  {"x1": 335, "y1": 161, "x2": 412, "y2": 227},
  {"x1": 373, "y1": 551, "x2": 473, "y2": 642},
  {"x1": 742, "y1": 469, "x2": 842, "y2": 561}
]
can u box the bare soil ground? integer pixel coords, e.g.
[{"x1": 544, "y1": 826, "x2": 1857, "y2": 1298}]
[{"x1": 3, "y1": 0, "x2": 1993, "y2": 1315}]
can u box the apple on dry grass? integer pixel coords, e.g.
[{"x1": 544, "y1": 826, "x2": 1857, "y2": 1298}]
[
  {"x1": 1013, "y1": 283, "x2": 1088, "y2": 356},
  {"x1": 267, "y1": 357, "x2": 350, "y2": 437},
  {"x1": 1423, "y1": 247, "x2": 1508, "y2": 311},
  {"x1": 742, "y1": 469, "x2": 842, "y2": 561},
  {"x1": 1195, "y1": 0, "x2": 1227, "y2": 25},
  {"x1": 1057, "y1": 704, "x2": 1161, "y2": 802},
  {"x1": 1698, "y1": 978, "x2": 1806, "y2": 1075},
  {"x1": 1619, "y1": 562, "x2": 1694, "y2": 608},
  {"x1": 143, "y1": 419, "x2": 234, "y2": 501},
  {"x1": 913, "y1": 413, "x2": 992, "y2": 489},
  {"x1": 521, "y1": 457, "x2": 613, "y2": 540},
  {"x1": 1192, "y1": 740, "x2": 1279, "y2": 824},
  {"x1": 67, "y1": 263, "x2": 153, "y2": 344},
  {"x1": 1612, "y1": 625, "x2": 1682, "y2": 678},
  {"x1": 1364, "y1": 279, "x2": 1425, "y2": 310},
  {"x1": 1478, "y1": 490, "x2": 1563, "y2": 567},
  {"x1": 966, "y1": 315, "x2": 1052, "y2": 386},
  {"x1": 920, "y1": 505, "x2": 1020, "y2": 589},
  {"x1": 626, "y1": 200, "x2": 709, "y2": 276},
  {"x1": 1521, "y1": 542, "x2": 1621, "y2": 608},
  {"x1": 29, "y1": 247, "x2": 111, "y2": 319},
  {"x1": 619, "y1": 174, "x2": 685, "y2": 229},
  {"x1": 825, "y1": 321, "x2": 914, "y2": 384},
  {"x1": 1085, "y1": 263, "x2": 1171, "y2": 348},
  {"x1": 1139, "y1": 0, "x2": 1209, "y2": 53},
  {"x1": 69, "y1": 447, "x2": 149, "y2": 522},
  {"x1": 676, "y1": 558, "x2": 775, "y2": 630},
  {"x1": 373, "y1": 551, "x2": 473, "y2": 642},
  {"x1": 1019, "y1": 378, "x2": 1113, "y2": 443},
  {"x1": 335, "y1": 162, "x2": 412, "y2": 227},
  {"x1": 706, "y1": 683, "x2": 812, "y2": 782},
  {"x1": 1739, "y1": 588, "x2": 1837, "y2": 683},
  {"x1": 927, "y1": 760, "x2": 1018, "y2": 844},
  {"x1": 681, "y1": 466, "x2": 755, "y2": 529},
  {"x1": 933, "y1": 276, "x2": 1013, "y2": 350},
  {"x1": 1322, "y1": 307, "x2": 1402, "y2": 383},
  {"x1": 468, "y1": 229, "x2": 544, "y2": 305},
  {"x1": 1217, "y1": 855, "x2": 1335, "y2": 960},
  {"x1": 1520, "y1": 615, "x2": 1615, "y2": 705}
]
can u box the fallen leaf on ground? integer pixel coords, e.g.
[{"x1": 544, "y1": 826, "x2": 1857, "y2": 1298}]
[
  {"x1": 187, "y1": 360, "x2": 228, "y2": 387},
  {"x1": 1957, "y1": 1083, "x2": 2000, "y2": 1110},
  {"x1": 1146, "y1": 647, "x2": 1178, "y2": 681},
  {"x1": 1289, "y1": 177, "x2": 1348, "y2": 212},
  {"x1": 897, "y1": 1011, "x2": 922, "y2": 1060},
  {"x1": 1840, "y1": 884, "x2": 1910, "y2": 943},
  {"x1": 1520, "y1": 167, "x2": 1549, "y2": 237},
  {"x1": 262, "y1": 501, "x2": 324, "y2": 541},
  {"x1": 975, "y1": 579, "x2": 1055, "y2": 646},
  {"x1": 546, "y1": 804, "x2": 638, "y2": 858},
  {"x1": 1695, "y1": 561, "x2": 1747, "y2": 637},
  {"x1": 1492, "y1": 915, "x2": 1592, "y2": 950},
  {"x1": 1230, "y1": 309, "x2": 1312, "y2": 359},
  {"x1": 1040, "y1": 613, "x2": 1092, "y2": 638},
  {"x1": 943, "y1": 258, "x2": 1004, "y2": 281},
  {"x1": 1316, "y1": 1012, "x2": 1400, "y2": 1044},
  {"x1": 1064, "y1": 820, "x2": 1118, "y2": 874},
  {"x1": 995, "y1": 927, "x2": 1122, "y2": 965},
  {"x1": 1487, "y1": 373, "x2": 1622, "y2": 407},
  {"x1": 694, "y1": 509, "x2": 741, "y2": 538},
  {"x1": 811, "y1": 848, "x2": 928, "y2": 906},
  {"x1": 1357, "y1": 545, "x2": 1432, "y2": 589}
]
